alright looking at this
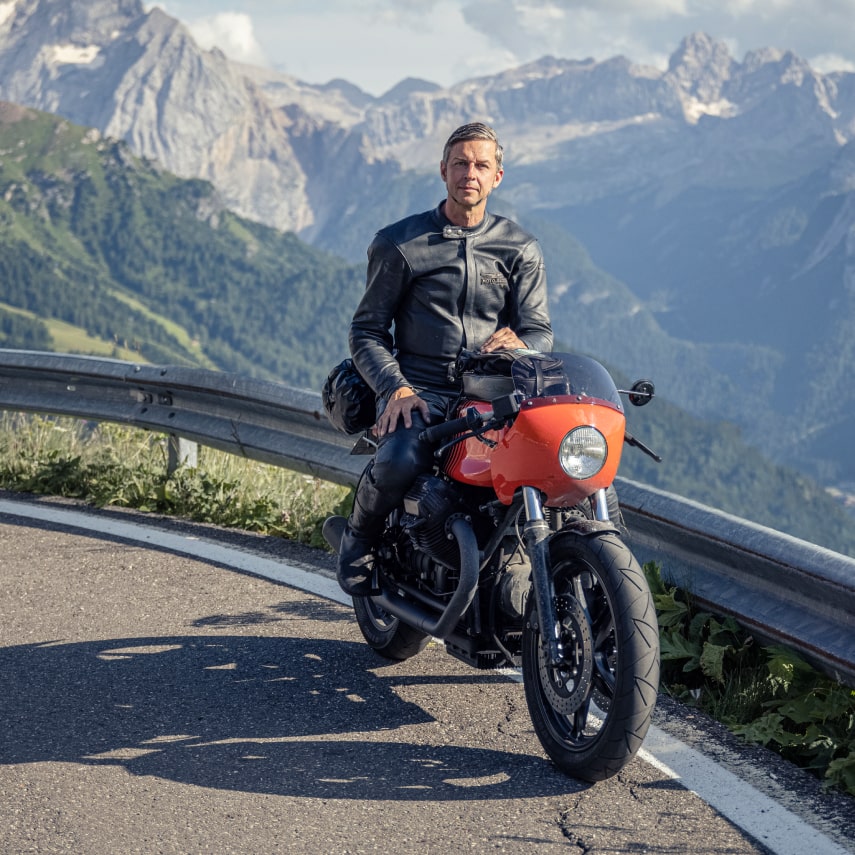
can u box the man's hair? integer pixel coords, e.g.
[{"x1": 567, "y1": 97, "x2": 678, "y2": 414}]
[{"x1": 442, "y1": 122, "x2": 504, "y2": 170}]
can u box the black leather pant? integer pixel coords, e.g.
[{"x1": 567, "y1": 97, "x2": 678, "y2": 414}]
[{"x1": 349, "y1": 389, "x2": 456, "y2": 537}]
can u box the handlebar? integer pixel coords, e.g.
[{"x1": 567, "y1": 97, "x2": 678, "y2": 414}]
[{"x1": 420, "y1": 407, "x2": 489, "y2": 444}]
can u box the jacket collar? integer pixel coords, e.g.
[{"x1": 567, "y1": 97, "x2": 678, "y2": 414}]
[{"x1": 432, "y1": 201, "x2": 494, "y2": 239}]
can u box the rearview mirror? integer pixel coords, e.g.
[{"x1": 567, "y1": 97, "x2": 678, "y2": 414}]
[{"x1": 628, "y1": 379, "x2": 655, "y2": 407}]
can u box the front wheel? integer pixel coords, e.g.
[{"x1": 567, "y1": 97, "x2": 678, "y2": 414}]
[
  {"x1": 521, "y1": 533, "x2": 660, "y2": 781},
  {"x1": 353, "y1": 595, "x2": 430, "y2": 661}
]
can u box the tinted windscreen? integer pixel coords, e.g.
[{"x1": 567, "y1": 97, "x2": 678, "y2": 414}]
[{"x1": 511, "y1": 352, "x2": 622, "y2": 407}]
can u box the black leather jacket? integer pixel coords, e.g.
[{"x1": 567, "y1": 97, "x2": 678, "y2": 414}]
[{"x1": 350, "y1": 203, "x2": 553, "y2": 399}]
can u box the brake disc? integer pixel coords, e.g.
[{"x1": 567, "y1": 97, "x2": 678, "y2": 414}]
[{"x1": 537, "y1": 594, "x2": 594, "y2": 715}]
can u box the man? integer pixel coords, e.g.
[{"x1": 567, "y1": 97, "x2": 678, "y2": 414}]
[{"x1": 337, "y1": 122, "x2": 553, "y2": 596}]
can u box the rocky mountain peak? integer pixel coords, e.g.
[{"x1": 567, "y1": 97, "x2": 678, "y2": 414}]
[
  {"x1": 318, "y1": 78, "x2": 374, "y2": 108},
  {"x1": 379, "y1": 77, "x2": 441, "y2": 104},
  {"x1": 0, "y1": 0, "x2": 144, "y2": 45},
  {"x1": 666, "y1": 32, "x2": 735, "y2": 102},
  {"x1": 741, "y1": 46, "x2": 787, "y2": 74}
]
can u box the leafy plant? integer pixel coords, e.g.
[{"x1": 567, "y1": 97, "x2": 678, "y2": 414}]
[
  {"x1": 731, "y1": 646, "x2": 855, "y2": 792},
  {"x1": 645, "y1": 562, "x2": 855, "y2": 795},
  {"x1": 646, "y1": 561, "x2": 755, "y2": 689}
]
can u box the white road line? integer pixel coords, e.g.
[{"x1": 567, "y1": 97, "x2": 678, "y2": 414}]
[
  {"x1": 1, "y1": 499, "x2": 851, "y2": 855},
  {"x1": 636, "y1": 732, "x2": 850, "y2": 854}
]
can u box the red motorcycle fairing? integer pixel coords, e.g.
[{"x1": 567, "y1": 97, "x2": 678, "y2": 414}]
[{"x1": 443, "y1": 395, "x2": 626, "y2": 506}]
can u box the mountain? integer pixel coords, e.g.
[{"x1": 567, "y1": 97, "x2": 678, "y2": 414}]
[
  {"x1": 1, "y1": 99, "x2": 854, "y2": 556},
  {"x1": 0, "y1": 101, "x2": 361, "y2": 385},
  {"x1": 6, "y1": 5, "x2": 848, "y2": 248},
  {"x1": 2, "y1": 2, "x2": 855, "y2": 501}
]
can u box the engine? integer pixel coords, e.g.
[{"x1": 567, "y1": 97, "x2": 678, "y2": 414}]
[{"x1": 400, "y1": 474, "x2": 470, "y2": 568}]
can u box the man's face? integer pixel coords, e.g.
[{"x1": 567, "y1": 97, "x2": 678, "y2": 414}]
[{"x1": 440, "y1": 139, "x2": 504, "y2": 211}]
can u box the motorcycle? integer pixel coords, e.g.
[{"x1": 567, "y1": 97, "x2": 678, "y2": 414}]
[{"x1": 323, "y1": 349, "x2": 661, "y2": 782}]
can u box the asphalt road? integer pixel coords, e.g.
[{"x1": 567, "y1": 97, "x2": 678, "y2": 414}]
[{"x1": 1, "y1": 497, "x2": 853, "y2": 855}]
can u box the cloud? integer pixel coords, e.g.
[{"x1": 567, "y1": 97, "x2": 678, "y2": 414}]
[
  {"x1": 454, "y1": 0, "x2": 855, "y2": 72},
  {"x1": 185, "y1": 12, "x2": 268, "y2": 66},
  {"x1": 160, "y1": 0, "x2": 855, "y2": 93},
  {"x1": 460, "y1": 0, "x2": 688, "y2": 69},
  {"x1": 810, "y1": 52, "x2": 855, "y2": 73},
  {"x1": 230, "y1": 0, "x2": 518, "y2": 94}
]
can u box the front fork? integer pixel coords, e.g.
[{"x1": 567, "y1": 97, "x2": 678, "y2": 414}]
[{"x1": 522, "y1": 486, "x2": 610, "y2": 666}]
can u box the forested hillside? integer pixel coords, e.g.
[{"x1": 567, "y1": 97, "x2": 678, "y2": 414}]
[{"x1": 0, "y1": 103, "x2": 362, "y2": 386}]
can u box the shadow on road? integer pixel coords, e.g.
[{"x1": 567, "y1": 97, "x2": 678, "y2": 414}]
[{"x1": 0, "y1": 630, "x2": 582, "y2": 800}]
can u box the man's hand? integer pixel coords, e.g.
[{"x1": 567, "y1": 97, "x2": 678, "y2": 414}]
[
  {"x1": 374, "y1": 386, "x2": 430, "y2": 437},
  {"x1": 480, "y1": 327, "x2": 526, "y2": 353}
]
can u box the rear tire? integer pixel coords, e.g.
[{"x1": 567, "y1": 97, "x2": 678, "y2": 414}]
[
  {"x1": 353, "y1": 594, "x2": 431, "y2": 661},
  {"x1": 521, "y1": 532, "x2": 659, "y2": 781}
]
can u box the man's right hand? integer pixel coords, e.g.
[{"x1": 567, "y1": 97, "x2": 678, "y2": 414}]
[{"x1": 374, "y1": 386, "x2": 430, "y2": 437}]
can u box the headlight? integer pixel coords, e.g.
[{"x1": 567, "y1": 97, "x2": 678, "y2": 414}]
[{"x1": 559, "y1": 426, "x2": 607, "y2": 479}]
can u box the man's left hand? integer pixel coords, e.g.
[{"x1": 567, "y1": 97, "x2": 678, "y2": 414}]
[
  {"x1": 374, "y1": 386, "x2": 430, "y2": 437},
  {"x1": 480, "y1": 327, "x2": 526, "y2": 352}
]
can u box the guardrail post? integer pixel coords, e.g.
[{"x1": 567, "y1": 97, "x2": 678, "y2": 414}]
[{"x1": 167, "y1": 434, "x2": 198, "y2": 474}]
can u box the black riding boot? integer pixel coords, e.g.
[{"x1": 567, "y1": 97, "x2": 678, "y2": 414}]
[{"x1": 337, "y1": 465, "x2": 389, "y2": 596}]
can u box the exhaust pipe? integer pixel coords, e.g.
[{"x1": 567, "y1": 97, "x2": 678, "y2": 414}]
[{"x1": 373, "y1": 516, "x2": 480, "y2": 639}]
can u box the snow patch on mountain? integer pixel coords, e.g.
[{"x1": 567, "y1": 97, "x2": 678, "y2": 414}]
[
  {"x1": 49, "y1": 43, "x2": 102, "y2": 65},
  {"x1": 0, "y1": 2, "x2": 15, "y2": 28},
  {"x1": 682, "y1": 97, "x2": 737, "y2": 123}
]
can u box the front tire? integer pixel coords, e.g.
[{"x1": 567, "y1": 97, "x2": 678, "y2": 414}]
[
  {"x1": 521, "y1": 532, "x2": 659, "y2": 781},
  {"x1": 353, "y1": 595, "x2": 430, "y2": 661}
]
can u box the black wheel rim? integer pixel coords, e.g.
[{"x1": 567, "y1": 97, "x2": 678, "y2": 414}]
[
  {"x1": 363, "y1": 595, "x2": 398, "y2": 632},
  {"x1": 531, "y1": 559, "x2": 617, "y2": 749}
]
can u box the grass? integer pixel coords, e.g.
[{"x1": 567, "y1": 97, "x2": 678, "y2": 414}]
[
  {"x1": 107, "y1": 289, "x2": 217, "y2": 367},
  {"x1": 0, "y1": 411, "x2": 852, "y2": 797},
  {"x1": 0, "y1": 413, "x2": 351, "y2": 547},
  {"x1": 0, "y1": 301, "x2": 144, "y2": 360}
]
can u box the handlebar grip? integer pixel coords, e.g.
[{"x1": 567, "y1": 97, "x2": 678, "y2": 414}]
[{"x1": 420, "y1": 409, "x2": 485, "y2": 444}]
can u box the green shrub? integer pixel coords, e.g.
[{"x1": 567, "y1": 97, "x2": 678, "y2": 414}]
[
  {"x1": 0, "y1": 413, "x2": 350, "y2": 546},
  {"x1": 645, "y1": 562, "x2": 855, "y2": 795}
]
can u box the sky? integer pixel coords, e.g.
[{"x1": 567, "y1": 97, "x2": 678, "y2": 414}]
[{"x1": 155, "y1": 0, "x2": 855, "y2": 97}]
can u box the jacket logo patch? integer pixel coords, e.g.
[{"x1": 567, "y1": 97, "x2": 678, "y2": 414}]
[{"x1": 481, "y1": 273, "x2": 506, "y2": 286}]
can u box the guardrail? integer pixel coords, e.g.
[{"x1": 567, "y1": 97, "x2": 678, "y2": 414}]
[{"x1": 0, "y1": 348, "x2": 853, "y2": 685}]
